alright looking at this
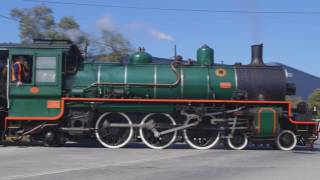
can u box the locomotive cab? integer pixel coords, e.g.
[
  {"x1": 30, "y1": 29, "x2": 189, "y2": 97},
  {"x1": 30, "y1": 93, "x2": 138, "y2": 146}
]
[{"x1": 0, "y1": 40, "x2": 82, "y2": 135}]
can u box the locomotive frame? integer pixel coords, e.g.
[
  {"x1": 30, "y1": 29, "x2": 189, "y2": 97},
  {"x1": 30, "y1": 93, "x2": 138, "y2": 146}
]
[{"x1": 0, "y1": 40, "x2": 319, "y2": 151}]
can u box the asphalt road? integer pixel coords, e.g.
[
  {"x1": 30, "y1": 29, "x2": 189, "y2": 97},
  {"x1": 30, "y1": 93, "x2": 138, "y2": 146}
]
[{"x1": 0, "y1": 142, "x2": 320, "y2": 180}]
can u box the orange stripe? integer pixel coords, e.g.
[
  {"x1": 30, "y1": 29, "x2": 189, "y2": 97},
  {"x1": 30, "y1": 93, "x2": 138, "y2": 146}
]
[
  {"x1": 47, "y1": 101, "x2": 61, "y2": 109},
  {"x1": 220, "y1": 82, "x2": 232, "y2": 89},
  {"x1": 5, "y1": 98, "x2": 318, "y2": 127}
]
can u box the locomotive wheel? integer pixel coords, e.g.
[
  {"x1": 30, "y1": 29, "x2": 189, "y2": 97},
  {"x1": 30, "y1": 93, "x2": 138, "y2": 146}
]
[
  {"x1": 139, "y1": 113, "x2": 177, "y2": 149},
  {"x1": 275, "y1": 130, "x2": 297, "y2": 151},
  {"x1": 43, "y1": 131, "x2": 65, "y2": 147},
  {"x1": 95, "y1": 112, "x2": 133, "y2": 149},
  {"x1": 226, "y1": 133, "x2": 248, "y2": 150},
  {"x1": 183, "y1": 117, "x2": 220, "y2": 150}
]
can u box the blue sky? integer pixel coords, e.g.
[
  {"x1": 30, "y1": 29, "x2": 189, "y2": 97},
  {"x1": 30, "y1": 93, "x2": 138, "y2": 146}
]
[{"x1": 1, "y1": 0, "x2": 320, "y2": 77}]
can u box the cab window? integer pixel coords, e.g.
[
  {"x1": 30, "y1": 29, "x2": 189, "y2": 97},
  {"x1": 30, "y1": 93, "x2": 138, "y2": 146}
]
[
  {"x1": 36, "y1": 56, "x2": 57, "y2": 83},
  {"x1": 11, "y1": 55, "x2": 33, "y2": 83}
]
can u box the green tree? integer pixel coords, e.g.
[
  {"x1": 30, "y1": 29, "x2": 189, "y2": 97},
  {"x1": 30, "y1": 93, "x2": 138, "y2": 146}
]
[
  {"x1": 10, "y1": 6, "x2": 88, "y2": 50},
  {"x1": 308, "y1": 89, "x2": 320, "y2": 107},
  {"x1": 98, "y1": 30, "x2": 132, "y2": 61},
  {"x1": 58, "y1": 16, "x2": 79, "y2": 30},
  {"x1": 11, "y1": 5, "x2": 132, "y2": 59},
  {"x1": 11, "y1": 5, "x2": 56, "y2": 42}
]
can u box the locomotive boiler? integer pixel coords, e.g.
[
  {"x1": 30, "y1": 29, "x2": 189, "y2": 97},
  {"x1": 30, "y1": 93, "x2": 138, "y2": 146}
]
[
  {"x1": 67, "y1": 44, "x2": 294, "y2": 101},
  {"x1": 0, "y1": 40, "x2": 318, "y2": 150}
]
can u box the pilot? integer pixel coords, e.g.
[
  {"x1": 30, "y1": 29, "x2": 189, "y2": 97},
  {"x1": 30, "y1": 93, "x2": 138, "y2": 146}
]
[{"x1": 11, "y1": 56, "x2": 29, "y2": 86}]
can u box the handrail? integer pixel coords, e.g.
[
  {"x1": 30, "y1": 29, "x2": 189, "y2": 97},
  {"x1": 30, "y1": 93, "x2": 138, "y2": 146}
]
[{"x1": 83, "y1": 61, "x2": 181, "y2": 90}]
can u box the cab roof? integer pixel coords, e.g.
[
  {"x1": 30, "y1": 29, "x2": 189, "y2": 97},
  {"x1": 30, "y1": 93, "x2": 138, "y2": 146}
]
[{"x1": 0, "y1": 39, "x2": 73, "y2": 49}]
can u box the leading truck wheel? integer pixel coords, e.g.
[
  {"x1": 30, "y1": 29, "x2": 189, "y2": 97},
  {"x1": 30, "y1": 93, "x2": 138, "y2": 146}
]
[
  {"x1": 139, "y1": 113, "x2": 177, "y2": 149},
  {"x1": 275, "y1": 130, "x2": 297, "y2": 151},
  {"x1": 95, "y1": 112, "x2": 133, "y2": 149},
  {"x1": 226, "y1": 133, "x2": 248, "y2": 150}
]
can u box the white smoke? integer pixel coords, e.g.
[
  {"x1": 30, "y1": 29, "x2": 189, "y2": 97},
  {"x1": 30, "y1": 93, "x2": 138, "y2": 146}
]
[
  {"x1": 95, "y1": 17, "x2": 175, "y2": 41},
  {"x1": 96, "y1": 15, "x2": 117, "y2": 32},
  {"x1": 64, "y1": 28, "x2": 83, "y2": 42},
  {"x1": 149, "y1": 29, "x2": 175, "y2": 41},
  {"x1": 127, "y1": 21, "x2": 175, "y2": 42}
]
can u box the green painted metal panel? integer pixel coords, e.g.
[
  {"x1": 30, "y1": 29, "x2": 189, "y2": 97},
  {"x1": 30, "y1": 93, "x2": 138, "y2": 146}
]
[
  {"x1": 10, "y1": 99, "x2": 60, "y2": 117},
  {"x1": 8, "y1": 47, "x2": 63, "y2": 117},
  {"x1": 71, "y1": 63, "x2": 96, "y2": 87},
  {"x1": 67, "y1": 103, "x2": 175, "y2": 113},
  {"x1": 210, "y1": 66, "x2": 236, "y2": 99},
  {"x1": 68, "y1": 63, "x2": 96, "y2": 97},
  {"x1": 100, "y1": 65, "x2": 126, "y2": 97},
  {"x1": 127, "y1": 65, "x2": 154, "y2": 98},
  {"x1": 260, "y1": 110, "x2": 274, "y2": 136},
  {"x1": 154, "y1": 65, "x2": 181, "y2": 99},
  {"x1": 197, "y1": 45, "x2": 214, "y2": 66},
  {"x1": 254, "y1": 107, "x2": 279, "y2": 137},
  {"x1": 70, "y1": 63, "x2": 237, "y2": 100},
  {"x1": 10, "y1": 85, "x2": 60, "y2": 97},
  {"x1": 129, "y1": 51, "x2": 152, "y2": 64},
  {"x1": 182, "y1": 66, "x2": 209, "y2": 99},
  {"x1": 127, "y1": 65, "x2": 153, "y2": 83},
  {"x1": 101, "y1": 65, "x2": 125, "y2": 83}
]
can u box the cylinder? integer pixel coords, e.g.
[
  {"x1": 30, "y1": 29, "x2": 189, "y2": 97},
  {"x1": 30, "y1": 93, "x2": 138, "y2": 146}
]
[{"x1": 197, "y1": 44, "x2": 214, "y2": 66}]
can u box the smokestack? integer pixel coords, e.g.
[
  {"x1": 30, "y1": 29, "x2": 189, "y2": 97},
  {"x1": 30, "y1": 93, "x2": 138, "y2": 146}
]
[{"x1": 250, "y1": 44, "x2": 264, "y2": 66}]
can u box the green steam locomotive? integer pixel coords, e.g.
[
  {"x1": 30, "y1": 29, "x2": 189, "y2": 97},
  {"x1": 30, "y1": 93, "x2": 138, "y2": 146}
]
[{"x1": 0, "y1": 40, "x2": 318, "y2": 150}]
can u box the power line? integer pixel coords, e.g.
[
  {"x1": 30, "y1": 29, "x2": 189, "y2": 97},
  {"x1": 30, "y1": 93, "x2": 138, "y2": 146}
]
[{"x1": 22, "y1": 0, "x2": 320, "y2": 15}]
